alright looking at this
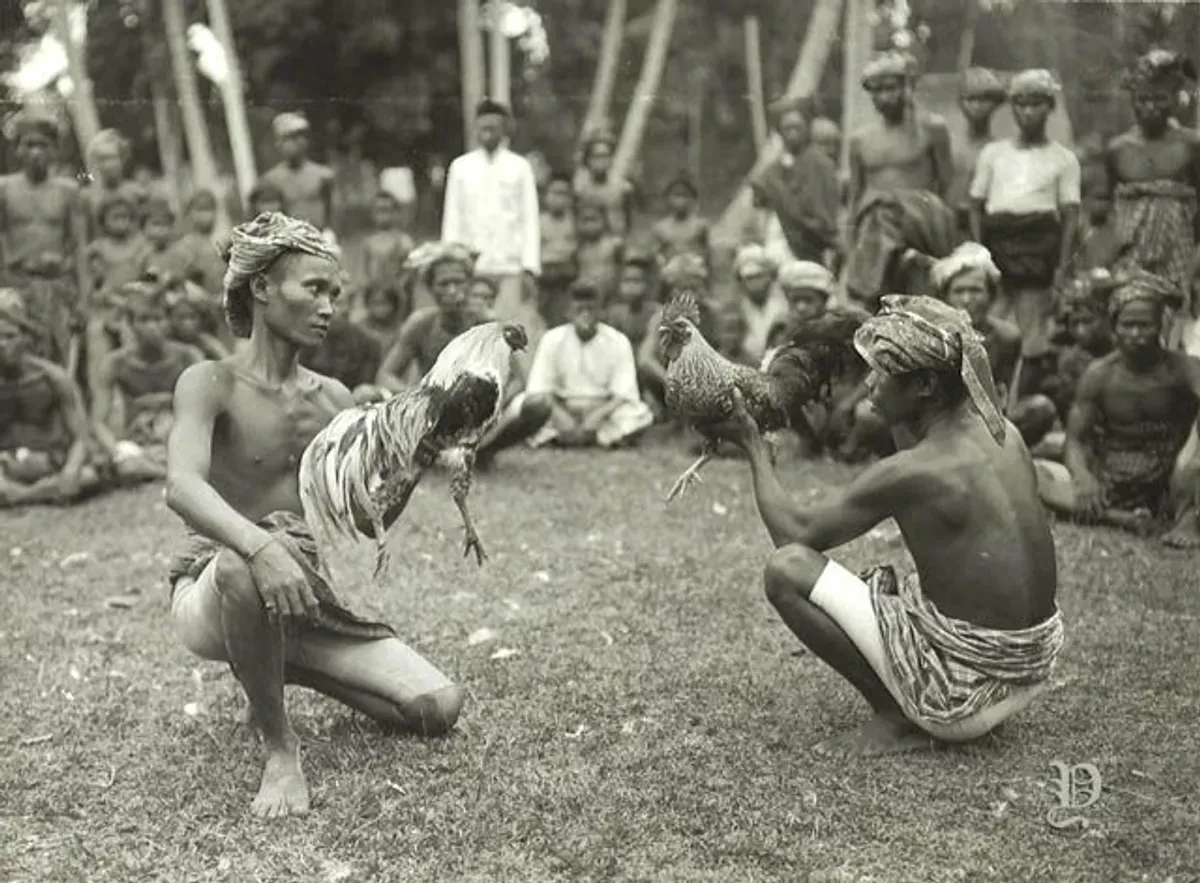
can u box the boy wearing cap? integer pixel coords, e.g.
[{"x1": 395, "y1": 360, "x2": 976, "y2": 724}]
[{"x1": 260, "y1": 113, "x2": 336, "y2": 235}]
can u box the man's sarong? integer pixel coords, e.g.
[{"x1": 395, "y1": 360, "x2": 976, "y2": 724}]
[
  {"x1": 166, "y1": 510, "x2": 396, "y2": 641},
  {"x1": 1094, "y1": 419, "x2": 1192, "y2": 514},
  {"x1": 864, "y1": 565, "x2": 1064, "y2": 728},
  {"x1": 982, "y1": 212, "x2": 1062, "y2": 288},
  {"x1": 1112, "y1": 179, "x2": 1196, "y2": 311},
  {"x1": 846, "y1": 190, "x2": 960, "y2": 310},
  {"x1": 4, "y1": 270, "x2": 79, "y2": 366}
]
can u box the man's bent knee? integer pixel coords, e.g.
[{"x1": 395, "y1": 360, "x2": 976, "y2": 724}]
[
  {"x1": 403, "y1": 683, "x2": 465, "y2": 737},
  {"x1": 523, "y1": 391, "x2": 553, "y2": 421},
  {"x1": 212, "y1": 549, "x2": 262, "y2": 610},
  {"x1": 764, "y1": 545, "x2": 828, "y2": 606}
]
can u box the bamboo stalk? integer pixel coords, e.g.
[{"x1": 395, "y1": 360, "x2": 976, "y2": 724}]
[
  {"x1": 458, "y1": 0, "x2": 486, "y2": 147},
  {"x1": 488, "y1": 3, "x2": 511, "y2": 106},
  {"x1": 744, "y1": 15, "x2": 768, "y2": 152},
  {"x1": 958, "y1": 0, "x2": 980, "y2": 74},
  {"x1": 53, "y1": 0, "x2": 100, "y2": 150},
  {"x1": 207, "y1": 0, "x2": 257, "y2": 207},
  {"x1": 611, "y1": 0, "x2": 678, "y2": 186},
  {"x1": 580, "y1": 0, "x2": 627, "y2": 140}
]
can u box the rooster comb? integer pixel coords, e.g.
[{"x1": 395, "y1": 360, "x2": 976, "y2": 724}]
[{"x1": 660, "y1": 288, "x2": 703, "y2": 327}]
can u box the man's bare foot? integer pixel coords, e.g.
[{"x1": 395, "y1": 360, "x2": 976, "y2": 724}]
[
  {"x1": 251, "y1": 746, "x2": 310, "y2": 818},
  {"x1": 811, "y1": 714, "x2": 935, "y2": 758},
  {"x1": 1163, "y1": 508, "x2": 1200, "y2": 549}
]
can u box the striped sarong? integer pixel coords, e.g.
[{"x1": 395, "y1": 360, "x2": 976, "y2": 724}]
[
  {"x1": 864, "y1": 566, "x2": 1064, "y2": 727},
  {"x1": 1113, "y1": 179, "x2": 1197, "y2": 315}
]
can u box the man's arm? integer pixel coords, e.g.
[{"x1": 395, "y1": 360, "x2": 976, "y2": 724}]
[
  {"x1": 66, "y1": 182, "x2": 90, "y2": 310},
  {"x1": 520, "y1": 159, "x2": 541, "y2": 277},
  {"x1": 928, "y1": 117, "x2": 954, "y2": 199},
  {"x1": 43, "y1": 360, "x2": 90, "y2": 486},
  {"x1": 847, "y1": 134, "x2": 864, "y2": 214},
  {"x1": 1056, "y1": 153, "x2": 1083, "y2": 276},
  {"x1": 744, "y1": 431, "x2": 916, "y2": 550},
  {"x1": 164, "y1": 362, "x2": 274, "y2": 558},
  {"x1": 967, "y1": 143, "x2": 993, "y2": 243},
  {"x1": 1063, "y1": 361, "x2": 1103, "y2": 482},
  {"x1": 376, "y1": 314, "x2": 422, "y2": 391},
  {"x1": 321, "y1": 166, "x2": 335, "y2": 234},
  {"x1": 89, "y1": 352, "x2": 123, "y2": 456},
  {"x1": 440, "y1": 158, "x2": 463, "y2": 244}
]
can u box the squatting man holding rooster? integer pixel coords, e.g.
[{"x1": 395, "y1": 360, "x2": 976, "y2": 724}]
[
  {"x1": 711, "y1": 295, "x2": 1065, "y2": 756},
  {"x1": 163, "y1": 213, "x2": 532, "y2": 818}
]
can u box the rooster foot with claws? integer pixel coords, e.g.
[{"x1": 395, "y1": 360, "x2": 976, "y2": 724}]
[
  {"x1": 664, "y1": 453, "x2": 712, "y2": 503},
  {"x1": 463, "y1": 528, "x2": 489, "y2": 566}
]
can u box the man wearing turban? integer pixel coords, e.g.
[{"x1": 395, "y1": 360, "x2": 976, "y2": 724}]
[
  {"x1": 260, "y1": 112, "x2": 336, "y2": 237},
  {"x1": 713, "y1": 293, "x2": 1064, "y2": 757},
  {"x1": 732, "y1": 244, "x2": 789, "y2": 364},
  {"x1": 1036, "y1": 269, "x2": 1200, "y2": 546},
  {"x1": 0, "y1": 109, "x2": 89, "y2": 367},
  {"x1": 1105, "y1": 50, "x2": 1200, "y2": 352},
  {"x1": 845, "y1": 53, "x2": 959, "y2": 309},
  {"x1": 969, "y1": 69, "x2": 1080, "y2": 364},
  {"x1": 166, "y1": 211, "x2": 465, "y2": 819}
]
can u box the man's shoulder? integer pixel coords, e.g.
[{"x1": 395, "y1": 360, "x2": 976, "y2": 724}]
[
  {"x1": 403, "y1": 306, "x2": 442, "y2": 330},
  {"x1": 986, "y1": 315, "x2": 1022, "y2": 344},
  {"x1": 918, "y1": 110, "x2": 951, "y2": 135},
  {"x1": 1044, "y1": 140, "x2": 1080, "y2": 166}
]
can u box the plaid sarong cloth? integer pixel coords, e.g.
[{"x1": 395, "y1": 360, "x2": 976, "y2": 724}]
[
  {"x1": 1112, "y1": 179, "x2": 1197, "y2": 315},
  {"x1": 166, "y1": 510, "x2": 396, "y2": 641},
  {"x1": 1094, "y1": 418, "x2": 1193, "y2": 515},
  {"x1": 864, "y1": 565, "x2": 1064, "y2": 727}
]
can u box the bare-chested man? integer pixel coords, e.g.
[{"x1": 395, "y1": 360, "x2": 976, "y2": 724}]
[
  {"x1": 846, "y1": 52, "x2": 959, "y2": 308},
  {"x1": 948, "y1": 68, "x2": 1006, "y2": 234},
  {"x1": 0, "y1": 110, "x2": 89, "y2": 367},
  {"x1": 717, "y1": 294, "x2": 1063, "y2": 756},
  {"x1": 1035, "y1": 270, "x2": 1200, "y2": 545},
  {"x1": 165, "y1": 213, "x2": 463, "y2": 818},
  {"x1": 1106, "y1": 50, "x2": 1200, "y2": 351}
]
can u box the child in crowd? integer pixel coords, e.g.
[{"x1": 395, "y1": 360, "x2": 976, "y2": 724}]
[
  {"x1": 539, "y1": 173, "x2": 578, "y2": 328},
  {"x1": 574, "y1": 199, "x2": 623, "y2": 302},
  {"x1": 163, "y1": 278, "x2": 229, "y2": 360},
  {"x1": 90, "y1": 283, "x2": 202, "y2": 483},
  {"x1": 651, "y1": 176, "x2": 709, "y2": 268},
  {"x1": 140, "y1": 198, "x2": 176, "y2": 280},
  {"x1": 164, "y1": 190, "x2": 225, "y2": 295},
  {"x1": 1076, "y1": 180, "x2": 1120, "y2": 273},
  {"x1": 82, "y1": 129, "x2": 147, "y2": 240},
  {"x1": 709, "y1": 299, "x2": 756, "y2": 366},
  {"x1": 362, "y1": 190, "x2": 415, "y2": 292},
  {"x1": 605, "y1": 253, "x2": 657, "y2": 353},
  {"x1": 356, "y1": 281, "x2": 410, "y2": 350},
  {"x1": 246, "y1": 181, "x2": 287, "y2": 218}
]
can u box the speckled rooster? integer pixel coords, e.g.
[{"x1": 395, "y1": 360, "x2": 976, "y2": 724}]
[
  {"x1": 658, "y1": 290, "x2": 865, "y2": 501},
  {"x1": 299, "y1": 321, "x2": 528, "y2": 575}
]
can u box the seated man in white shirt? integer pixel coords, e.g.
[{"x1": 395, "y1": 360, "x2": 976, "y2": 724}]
[{"x1": 527, "y1": 279, "x2": 654, "y2": 449}]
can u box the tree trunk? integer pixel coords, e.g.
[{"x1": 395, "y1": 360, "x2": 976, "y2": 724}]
[
  {"x1": 688, "y1": 67, "x2": 705, "y2": 182},
  {"x1": 162, "y1": 0, "x2": 226, "y2": 231},
  {"x1": 53, "y1": 0, "x2": 101, "y2": 151},
  {"x1": 207, "y1": 0, "x2": 257, "y2": 210},
  {"x1": 744, "y1": 15, "x2": 768, "y2": 152},
  {"x1": 840, "y1": 0, "x2": 872, "y2": 177},
  {"x1": 458, "y1": 0, "x2": 486, "y2": 147},
  {"x1": 488, "y1": 4, "x2": 511, "y2": 106},
  {"x1": 712, "y1": 0, "x2": 844, "y2": 244},
  {"x1": 611, "y1": 0, "x2": 678, "y2": 186},
  {"x1": 581, "y1": 0, "x2": 627, "y2": 140},
  {"x1": 957, "y1": 0, "x2": 979, "y2": 74}
]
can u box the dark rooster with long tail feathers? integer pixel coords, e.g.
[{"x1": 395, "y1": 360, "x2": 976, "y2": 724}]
[
  {"x1": 658, "y1": 290, "x2": 866, "y2": 501},
  {"x1": 299, "y1": 321, "x2": 528, "y2": 575}
]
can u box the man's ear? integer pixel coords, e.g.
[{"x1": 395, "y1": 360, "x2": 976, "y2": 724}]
[{"x1": 249, "y1": 273, "x2": 271, "y2": 304}]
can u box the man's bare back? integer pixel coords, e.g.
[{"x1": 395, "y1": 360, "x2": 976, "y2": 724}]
[
  {"x1": 180, "y1": 354, "x2": 348, "y2": 520},
  {"x1": 888, "y1": 407, "x2": 1057, "y2": 630}
]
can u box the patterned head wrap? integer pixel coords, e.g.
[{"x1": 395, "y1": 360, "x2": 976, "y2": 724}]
[
  {"x1": 660, "y1": 253, "x2": 709, "y2": 290},
  {"x1": 778, "y1": 260, "x2": 834, "y2": 295},
  {"x1": 219, "y1": 212, "x2": 341, "y2": 338},
  {"x1": 931, "y1": 242, "x2": 1000, "y2": 294},
  {"x1": 853, "y1": 295, "x2": 1006, "y2": 444},
  {"x1": 5, "y1": 108, "x2": 60, "y2": 144},
  {"x1": 0, "y1": 288, "x2": 40, "y2": 336},
  {"x1": 733, "y1": 244, "x2": 777, "y2": 281},
  {"x1": 1121, "y1": 50, "x2": 1197, "y2": 93},
  {"x1": 862, "y1": 52, "x2": 916, "y2": 90},
  {"x1": 273, "y1": 112, "x2": 310, "y2": 139},
  {"x1": 1107, "y1": 268, "x2": 1183, "y2": 321},
  {"x1": 961, "y1": 68, "x2": 1006, "y2": 102},
  {"x1": 1008, "y1": 69, "x2": 1060, "y2": 101},
  {"x1": 403, "y1": 240, "x2": 479, "y2": 286}
]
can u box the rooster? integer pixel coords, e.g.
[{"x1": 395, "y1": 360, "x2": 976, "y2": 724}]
[
  {"x1": 657, "y1": 290, "x2": 865, "y2": 501},
  {"x1": 299, "y1": 320, "x2": 528, "y2": 575}
]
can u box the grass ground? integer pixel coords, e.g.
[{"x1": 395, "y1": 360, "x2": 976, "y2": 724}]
[{"x1": 1, "y1": 441, "x2": 1197, "y2": 883}]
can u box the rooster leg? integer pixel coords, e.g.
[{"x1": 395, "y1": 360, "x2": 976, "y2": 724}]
[
  {"x1": 665, "y1": 438, "x2": 718, "y2": 503},
  {"x1": 447, "y1": 447, "x2": 488, "y2": 566}
]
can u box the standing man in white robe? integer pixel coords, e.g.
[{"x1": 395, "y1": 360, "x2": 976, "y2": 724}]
[{"x1": 441, "y1": 100, "x2": 543, "y2": 350}]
